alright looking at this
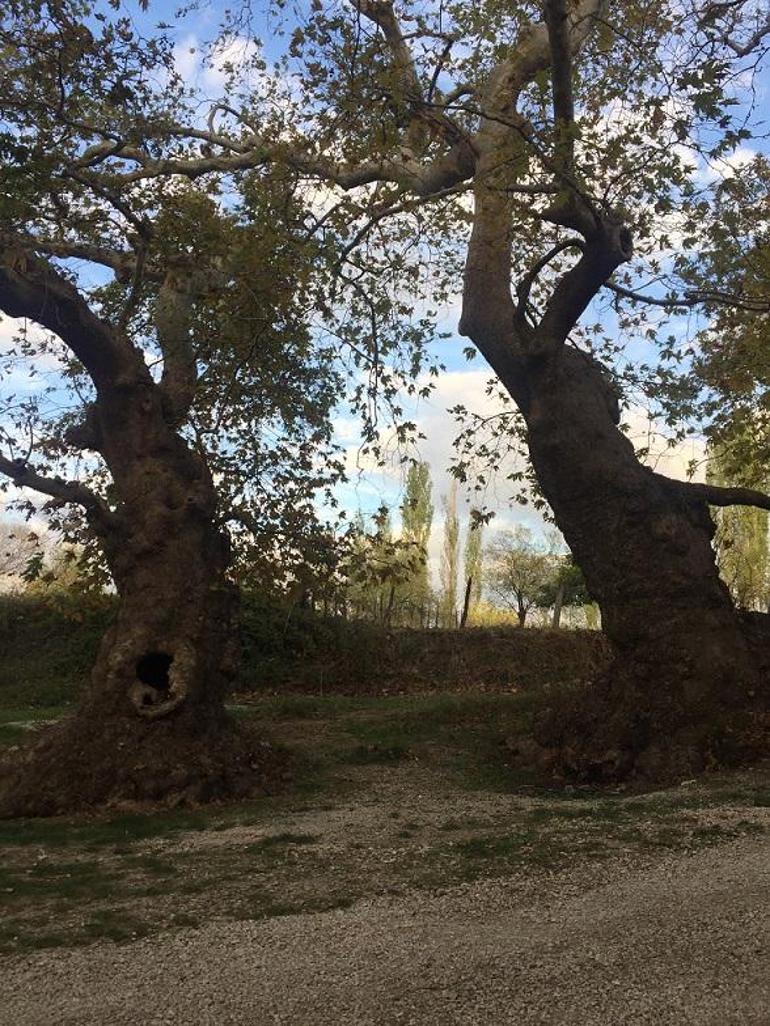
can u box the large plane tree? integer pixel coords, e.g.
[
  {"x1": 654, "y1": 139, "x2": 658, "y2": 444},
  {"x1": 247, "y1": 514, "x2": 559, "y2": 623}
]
[
  {"x1": 0, "y1": 3, "x2": 357, "y2": 813},
  {"x1": 3, "y1": 0, "x2": 770, "y2": 808},
  {"x1": 123, "y1": 0, "x2": 770, "y2": 780}
]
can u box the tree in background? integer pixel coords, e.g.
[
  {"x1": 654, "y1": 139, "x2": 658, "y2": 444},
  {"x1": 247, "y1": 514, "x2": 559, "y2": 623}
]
[
  {"x1": 460, "y1": 515, "x2": 484, "y2": 627},
  {"x1": 538, "y1": 557, "x2": 591, "y2": 628},
  {"x1": 689, "y1": 174, "x2": 770, "y2": 613},
  {"x1": 0, "y1": 521, "x2": 40, "y2": 581},
  {"x1": 439, "y1": 481, "x2": 460, "y2": 628},
  {"x1": 486, "y1": 527, "x2": 552, "y2": 627},
  {"x1": 337, "y1": 509, "x2": 422, "y2": 624},
  {"x1": 708, "y1": 442, "x2": 770, "y2": 612},
  {"x1": 399, "y1": 462, "x2": 434, "y2": 626}
]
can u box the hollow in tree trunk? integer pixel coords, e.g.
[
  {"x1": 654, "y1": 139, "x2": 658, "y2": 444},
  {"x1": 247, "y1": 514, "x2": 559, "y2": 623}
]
[
  {"x1": 0, "y1": 259, "x2": 276, "y2": 817},
  {"x1": 0, "y1": 421, "x2": 273, "y2": 816}
]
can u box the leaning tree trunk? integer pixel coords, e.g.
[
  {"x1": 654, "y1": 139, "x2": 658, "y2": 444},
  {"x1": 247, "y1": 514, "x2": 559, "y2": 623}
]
[
  {"x1": 507, "y1": 345, "x2": 768, "y2": 780},
  {"x1": 0, "y1": 368, "x2": 273, "y2": 816},
  {"x1": 458, "y1": 135, "x2": 769, "y2": 781}
]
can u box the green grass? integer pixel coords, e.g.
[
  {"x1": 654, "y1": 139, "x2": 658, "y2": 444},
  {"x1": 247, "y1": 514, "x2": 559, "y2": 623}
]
[{"x1": 0, "y1": 807, "x2": 213, "y2": 849}]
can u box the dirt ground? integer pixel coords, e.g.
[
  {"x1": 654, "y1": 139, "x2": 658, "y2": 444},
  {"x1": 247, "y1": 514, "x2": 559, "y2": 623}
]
[{"x1": 1, "y1": 755, "x2": 769, "y2": 1026}]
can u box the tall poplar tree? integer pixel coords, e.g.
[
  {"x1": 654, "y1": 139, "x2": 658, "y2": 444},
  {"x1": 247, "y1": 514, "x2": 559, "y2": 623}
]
[
  {"x1": 460, "y1": 516, "x2": 484, "y2": 627},
  {"x1": 400, "y1": 462, "x2": 434, "y2": 625},
  {"x1": 439, "y1": 481, "x2": 460, "y2": 628}
]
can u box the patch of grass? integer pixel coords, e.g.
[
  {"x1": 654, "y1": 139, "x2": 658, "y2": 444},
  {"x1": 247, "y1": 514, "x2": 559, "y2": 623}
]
[
  {"x1": 454, "y1": 831, "x2": 544, "y2": 862},
  {"x1": 169, "y1": 911, "x2": 200, "y2": 928},
  {"x1": 0, "y1": 859, "x2": 122, "y2": 904},
  {"x1": 0, "y1": 705, "x2": 68, "y2": 726},
  {"x1": 438, "y1": 815, "x2": 490, "y2": 832},
  {"x1": 0, "y1": 723, "x2": 29, "y2": 747},
  {"x1": 232, "y1": 888, "x2": 356, "y2": 921},
  {"x1": 123, "y1": 854, "x2": 180, "y2": 877},
  {"x1": 82, "y1": 908, "x2": 152, "y2": 944},
  {"x1": 527, "y1": 801, "x2": 629, "y2": 824},
  {"x1": 0, "y1": 807, "x2": 213, "y2": 849}
]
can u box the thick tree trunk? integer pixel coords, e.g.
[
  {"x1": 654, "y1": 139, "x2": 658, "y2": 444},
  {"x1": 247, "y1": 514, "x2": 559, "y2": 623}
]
[
  {"x1": 0, "y1": 375, "x2": 275, "y2": 816},
  {"x1": 508, "y1": 346, "x2": 768, "y2": 780}
]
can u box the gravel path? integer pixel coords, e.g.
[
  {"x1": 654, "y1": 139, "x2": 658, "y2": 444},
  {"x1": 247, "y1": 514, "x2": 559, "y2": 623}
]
[{"x1": 3, "y1": 833, "x2": 768, "y2": 1026}]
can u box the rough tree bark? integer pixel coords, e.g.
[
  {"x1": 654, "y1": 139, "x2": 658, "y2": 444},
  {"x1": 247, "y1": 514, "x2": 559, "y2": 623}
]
[
  {"x1": 460, "y1": 142, "x2": 768, "y2": 780},
  {"x1": 0, "y1": 254, "x2": 272, "y2": 816}
]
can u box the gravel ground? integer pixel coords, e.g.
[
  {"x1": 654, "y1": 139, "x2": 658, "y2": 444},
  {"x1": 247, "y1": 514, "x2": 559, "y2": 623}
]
[{"x1": 3, "y1": 832, "x2": 768, "y2": 1026}]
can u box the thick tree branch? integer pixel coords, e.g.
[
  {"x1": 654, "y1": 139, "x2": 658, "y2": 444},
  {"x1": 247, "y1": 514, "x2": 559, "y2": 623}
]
[
  {"x1": 355, "y1": 1, "x2": 424, "y2": 106},
  {"x1": 544, "y1": 0, "x2": 577, "y2": 173},
  {"x1": 156, "y1": 273, "x2": 198, "y2": 426},
  {"x1": 0, "y1": 453, "x2": 115, "y2": 524},
  {"x1": 353, "y1": 0, "x2": 466, "y2": 153},
  {"x1": 460, "y1": 0, "x2": 605, "y2": 356},
  {"x1": 0, "y1": 249, "x2": 128, "y2": 388},
  {"x1": 670, "y1": 477, "x2": 770, "y2": 512},
  {"x1": 538, "y1": 221, "x2": 633, "y2": 346},
  {"x1": 0, "y1": 232, "x2": 144, "y2": 282}
]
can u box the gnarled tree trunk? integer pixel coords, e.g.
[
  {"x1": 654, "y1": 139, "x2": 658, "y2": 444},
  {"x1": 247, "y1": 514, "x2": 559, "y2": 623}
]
[
  {"x1": 518, "y1": 345, "x2": 764, "y2": 779},
  {"x1": 0, "y1": 259, "x2": 273, "y2": 816},
  {"x1": 460, "y1": 139, "x2": 769, "y2": 781}
]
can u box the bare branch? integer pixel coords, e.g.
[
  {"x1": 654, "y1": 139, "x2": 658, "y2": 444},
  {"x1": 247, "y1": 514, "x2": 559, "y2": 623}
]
[
  {"x1": 515, "y1": 238, "x2": 585, "y2": 318},
  {"x1": 605, "y1": 280, "x2": 770, "y2": 312},
  {"x1": 336, "y1": 179, "x2": 553, "y2": 269},
  {"x1": 721, "y1": 13, "x2": 770, "y2": 57}
]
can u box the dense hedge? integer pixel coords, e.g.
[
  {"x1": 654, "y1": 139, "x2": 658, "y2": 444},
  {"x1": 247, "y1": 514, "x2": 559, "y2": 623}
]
[
  {"x1": 0, "y1": 592, "x2": 610, "y2": 708},
  {"x1": 239, "y1": 596, "x2": 609, "y2": 694}
]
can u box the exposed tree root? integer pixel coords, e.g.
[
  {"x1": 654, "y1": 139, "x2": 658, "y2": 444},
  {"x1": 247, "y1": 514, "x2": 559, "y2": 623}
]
[
  {"x1": 511, "y1": 622, "x2": 770, "y2": 785},
  {"x1": 0, "y1": 713, "x2": 286, "y2": 818}
]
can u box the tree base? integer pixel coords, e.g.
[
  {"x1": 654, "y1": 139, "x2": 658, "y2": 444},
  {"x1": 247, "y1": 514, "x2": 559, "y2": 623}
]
[
  {"x1": 0, "y1": 712, "x2": 287, "y2": 818},
  {"x1": 512, "y1": 663, "x2": 770, "y2": 786}
]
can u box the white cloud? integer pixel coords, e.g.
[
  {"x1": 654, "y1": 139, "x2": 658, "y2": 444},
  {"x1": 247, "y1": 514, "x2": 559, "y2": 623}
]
[
  {"x1": 623, "y1": 405, "x2": 706, "y2": 481},
  {"x1": 203, "y1": 36, "x2": 262, "y2": 92},
  {"x1": 696, "y1": 145, "x2": 757, "y2": 186},
  {"x1": 331, "y1": 364, "x2": 710, "y2": 588}
]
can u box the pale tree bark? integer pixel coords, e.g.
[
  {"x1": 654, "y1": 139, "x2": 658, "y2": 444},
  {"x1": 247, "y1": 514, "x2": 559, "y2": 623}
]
[{"x1": 551, "y1": 582, "x2": 565, "y2": 629}]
